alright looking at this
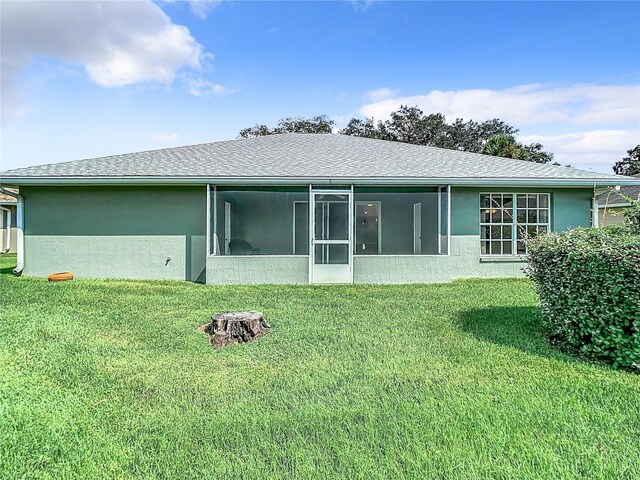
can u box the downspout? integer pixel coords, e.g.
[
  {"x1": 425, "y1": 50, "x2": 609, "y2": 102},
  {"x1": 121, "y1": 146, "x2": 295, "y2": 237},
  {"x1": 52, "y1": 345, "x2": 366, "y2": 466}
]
[
  {"x1": 0, "y1": 206, "x2": 11, "y2": 252},
  {"x1": 0, "y1": 188, "x2": 23, "y2": 275}
]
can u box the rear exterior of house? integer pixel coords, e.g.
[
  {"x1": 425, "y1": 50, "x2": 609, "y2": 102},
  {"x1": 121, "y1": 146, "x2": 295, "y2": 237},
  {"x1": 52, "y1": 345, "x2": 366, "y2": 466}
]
[{"x1": 2, "y1": 133, "x2": 638, "y2": 284}]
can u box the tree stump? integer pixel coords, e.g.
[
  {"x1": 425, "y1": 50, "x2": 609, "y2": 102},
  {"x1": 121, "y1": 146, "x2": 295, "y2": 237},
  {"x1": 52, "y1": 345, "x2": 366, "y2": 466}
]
[{"x1": 204, "y1": 311, "x2": 270, "y2": 348}]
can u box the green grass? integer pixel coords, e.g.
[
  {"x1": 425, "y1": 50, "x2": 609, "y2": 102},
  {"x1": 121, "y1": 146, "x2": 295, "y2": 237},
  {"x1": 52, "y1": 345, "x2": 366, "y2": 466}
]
[{"x1": 1, "y1": 253, "x2": 639, "y2": 479}]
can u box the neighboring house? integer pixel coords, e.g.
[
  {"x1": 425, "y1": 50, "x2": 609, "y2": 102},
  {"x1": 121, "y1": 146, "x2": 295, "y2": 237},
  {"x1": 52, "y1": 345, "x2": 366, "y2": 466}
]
[
  {"x1": 1, "y1": 133, "x2": 639, "y2": 284},
  {"x1": 596, "y1": 178, "x2": 640, "y2": 227},
  {"x1": 0, "y1": 190, "x2": 18, "y2": 254}
]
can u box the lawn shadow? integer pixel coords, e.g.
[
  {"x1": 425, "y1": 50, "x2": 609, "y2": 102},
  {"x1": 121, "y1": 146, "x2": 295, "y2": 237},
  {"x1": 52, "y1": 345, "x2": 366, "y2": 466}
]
[{"x1": 458, "y1": 306, "x2": 577, "y2": 363}]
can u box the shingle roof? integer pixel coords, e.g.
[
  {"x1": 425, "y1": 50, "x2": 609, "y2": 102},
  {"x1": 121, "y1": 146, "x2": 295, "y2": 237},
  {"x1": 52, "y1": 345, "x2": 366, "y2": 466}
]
[
  {"x1": 1, "y1": 133, "x2": 637, "y2": 186},
  {"x1": 597, "y1": 179, "x2": 640, "y2": 206},
  {"x1": 0, "y1": 188, "x2": 18, "y2": 203}
]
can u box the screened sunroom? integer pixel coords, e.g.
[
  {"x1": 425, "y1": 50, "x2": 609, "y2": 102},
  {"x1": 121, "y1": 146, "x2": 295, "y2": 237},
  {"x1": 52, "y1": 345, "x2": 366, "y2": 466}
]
[{"x1": 207, "y1": 185, "x2": 450, "y2": 283}]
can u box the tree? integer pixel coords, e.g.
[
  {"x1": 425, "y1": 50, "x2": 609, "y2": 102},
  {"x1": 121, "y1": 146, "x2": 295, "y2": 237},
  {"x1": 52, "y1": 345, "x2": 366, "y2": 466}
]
[
  {"x1": 339, "y1": 117, "x2": 378, "y2": 138},
  {"x1": 613, "y1": 145, "x2": 640, "y2": 176},
  {"x1": 521, "y1": 142, "x2": 554, "y2": 164},
  {"x1": 238, "y1": 106, "x2": 554, "y2": 163},
  {"x1": 481, "y1": 134, "x2": 555, "y2": 163},
  {"x1": 337, "y1": 105, "x2": 553, "y2": 162},
  {"x1": 482, "y1": 134, "x2": 525, "y2": 159},
  {"x1": 238, "y1": 115, "x2": 334, "y2": 138}
]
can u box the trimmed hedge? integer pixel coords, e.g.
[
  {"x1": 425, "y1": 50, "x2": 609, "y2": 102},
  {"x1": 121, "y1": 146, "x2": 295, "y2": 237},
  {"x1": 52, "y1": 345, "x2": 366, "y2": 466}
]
[{"x1": 525, "y1": 227, "x2": 640, "y2": 371}]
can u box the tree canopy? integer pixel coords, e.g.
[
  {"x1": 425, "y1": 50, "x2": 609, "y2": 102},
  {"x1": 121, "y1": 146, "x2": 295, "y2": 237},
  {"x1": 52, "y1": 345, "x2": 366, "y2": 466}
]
[
  {"x1": 238, "y1": 106, "x2": 554, "y2": 163},
  {"x1": 238, "y1": 115, "x2": 334, "y2": 138},
  {"x1": 482, "y1": 134, "x2": 553, "y2": 164},
  {"x1": 613, "y1": 145, "x2": 640, "y2": 176}
]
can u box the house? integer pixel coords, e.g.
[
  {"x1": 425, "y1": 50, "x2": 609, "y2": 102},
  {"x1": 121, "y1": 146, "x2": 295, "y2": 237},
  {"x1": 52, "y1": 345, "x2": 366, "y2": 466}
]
[
  {"x1": 2, "y1": 133, "x2": 639, "y2": 284},
  {"x1": 0, "y1": 190, "x2": 18, "y2": 254},
  {"x1": 596, "y1": 180, "x2": 640, "y2": 227}
]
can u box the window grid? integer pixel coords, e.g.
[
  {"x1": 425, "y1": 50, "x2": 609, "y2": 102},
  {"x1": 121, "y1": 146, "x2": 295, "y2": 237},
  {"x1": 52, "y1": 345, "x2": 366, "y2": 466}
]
[{"x1": 480, "y1": 193, "x2": 550, "y2": 256}]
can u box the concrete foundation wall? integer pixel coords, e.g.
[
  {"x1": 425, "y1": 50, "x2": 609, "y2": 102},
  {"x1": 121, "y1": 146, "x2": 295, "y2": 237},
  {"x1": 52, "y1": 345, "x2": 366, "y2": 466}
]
[
  {"x1": 206, "y1": 256, "x2": 308, "y2": 284},
  {"x1": 354, "y1": 235, "x2": 525, "y2": 284}
]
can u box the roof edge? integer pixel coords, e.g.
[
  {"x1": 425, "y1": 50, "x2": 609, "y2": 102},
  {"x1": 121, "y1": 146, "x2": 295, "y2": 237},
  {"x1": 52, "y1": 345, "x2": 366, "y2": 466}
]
[{"x1": 3, "y1": 175, "x2": 639, "y2": 188}]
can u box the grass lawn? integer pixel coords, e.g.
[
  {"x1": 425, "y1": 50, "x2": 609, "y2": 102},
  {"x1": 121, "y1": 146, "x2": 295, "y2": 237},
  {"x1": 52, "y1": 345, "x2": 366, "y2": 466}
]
[{"x1": 1, "y1": 254, "x2": 639, "y2": 479}]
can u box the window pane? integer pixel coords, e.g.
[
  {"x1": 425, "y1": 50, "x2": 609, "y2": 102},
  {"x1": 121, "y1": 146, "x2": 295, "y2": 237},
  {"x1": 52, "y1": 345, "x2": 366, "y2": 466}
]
[
  {"x1": 539, "y1": 209, "x2": 549, "y2": 224},
  {"x1": 503, "y1": 194, "x2": 513, "y2": 209},
  {"x1": 517, "y1": 241, "x2": 526, "y2": 254},
  {"x1": 481, "y1": 209, "x2": 491, "y2": 223},
  {"x1": 503, "y1": 241, "x2": 513, "y2": 255},
  {"x1": 527, "y1": 226, "x2": 537, "y2": 238},
  {"x1": 480, "y1": 194, "x2": 490, "y2": 208},
  {"x1": 481, "y1": 241, "x2": 490, "y2": 255},
  {"x1": 502, "y1": 226, "x2": 512, "y2": 239},
  {"x1": 538, "y1": 226, "x2": 548, "y2": 235},
  {"x1": 355, "y1": 188, "x2": 441, "y2": 255},
  {"x1": 491, "y1": 208, "x2": 503, "y2": 223},
  {"x1": 539, "y1": 194, "x2": 549, "y2": 208},
  {"x1": 491, "y1": 241, "x2": 502, "y2": 255},
  {"x1": 503, "y1": 208, "x2": 513, "y2": 221},
  {"x1": 491, "y1": 225, "x2": 502, "y2": 239},
  {"x1": 517, "y1": 194, "x2": 527, "y2": 208},
  {"x1": 527, "y1": 209, "x2": 538, "y2": 223},
  {"x1": 517, "y1": 209, "x2": 527, "y2": 223},
  {"x1": 494, "y1": 194, "x2": 504, "y2": 208},
  {"x1": 481, "y1": 225, "x2": 490, "y2": 239},
  {"x1": 216, "y1": 188, "x2": 308, "y2": 255},
  {"x1": 314, "y1": 244, "x2": 348, "y2": 264},
  {"x1": 315, "y1": 194, "x2": 348, "y2": 241},
  {"x1": 528, "y1": 194, "x2": 538, "y2": 209}
]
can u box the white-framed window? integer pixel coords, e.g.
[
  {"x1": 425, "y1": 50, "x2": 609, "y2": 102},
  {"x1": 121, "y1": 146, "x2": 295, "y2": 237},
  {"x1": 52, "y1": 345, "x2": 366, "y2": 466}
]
[{"x1": 480, "y1": 193, "x2": 550, "y2": 255}]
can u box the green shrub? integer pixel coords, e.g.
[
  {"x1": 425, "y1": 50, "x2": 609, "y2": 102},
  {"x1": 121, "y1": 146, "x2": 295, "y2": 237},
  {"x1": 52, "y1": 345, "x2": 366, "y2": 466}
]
[
  {"x1": 525, "y1": 227, "x2": 640, "y2": 371},
  {"x1": 622, "y1": 196, "x2": 640, "y2": 235}
]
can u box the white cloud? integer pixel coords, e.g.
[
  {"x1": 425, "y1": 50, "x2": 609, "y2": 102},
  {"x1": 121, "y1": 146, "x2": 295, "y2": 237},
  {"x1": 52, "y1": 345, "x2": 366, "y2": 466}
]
[
  {"x1": 360, "y1": 83, "x2": 640, "y2": 126},
  {"x1": 0, "y1": 0, "x2": 214, "y2": 124},
  {"x1": 154, "y1": 133, "x2": 179, "y2": 143},
  {"x1": 363, "y1": 87, "x2": 399, "y2": 102},
  {"x1": 349, "y1": 0, "x2": 375, "y2": 12},
  {"x1": 519, "y1": 130, "x2": 640, "y2": 173},
  {"x1": 357, "y1": 82, "x2": 640, "y2": 173},
  {"x1": 189, "y1": 1, "x2": 222, "y2": 20},
  {"x1": 185, "y1": 77, "x2": 238, "y2": 97}
]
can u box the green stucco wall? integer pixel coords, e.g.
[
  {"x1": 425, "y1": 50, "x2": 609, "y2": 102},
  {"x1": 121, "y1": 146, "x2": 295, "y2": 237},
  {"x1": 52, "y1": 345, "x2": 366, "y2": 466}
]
[
  {"x1": 19, "y1": 185, "x2": 593, "y2": 284},
  {"x1": 21, "y1": 186, "x2": 206, "y2": 281}
]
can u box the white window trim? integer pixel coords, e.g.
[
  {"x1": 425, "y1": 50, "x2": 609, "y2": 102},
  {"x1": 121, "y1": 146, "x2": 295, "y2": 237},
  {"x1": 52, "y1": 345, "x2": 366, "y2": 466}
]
[{"x1": 479, "y1": 192, "x2": 551, "y2": 256}]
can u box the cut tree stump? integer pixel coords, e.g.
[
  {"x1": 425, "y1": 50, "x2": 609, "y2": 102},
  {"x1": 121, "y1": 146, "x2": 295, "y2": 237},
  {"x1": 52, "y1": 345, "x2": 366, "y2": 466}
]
[{"x1": 204, "y1": 311, "x2": 270, "y2": 348}]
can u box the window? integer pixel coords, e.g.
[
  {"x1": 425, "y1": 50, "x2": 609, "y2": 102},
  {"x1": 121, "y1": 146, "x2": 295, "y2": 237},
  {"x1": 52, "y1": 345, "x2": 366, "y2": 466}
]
[
  {"x1": 212, "y1": 187, "x2": 308, "y2": 255},
  {"x1": 354, "y1": 188, "x2": 448, "y2": 255},
  {"x1": 480, "y1": 193, "x2": 550, "y2": 255}
]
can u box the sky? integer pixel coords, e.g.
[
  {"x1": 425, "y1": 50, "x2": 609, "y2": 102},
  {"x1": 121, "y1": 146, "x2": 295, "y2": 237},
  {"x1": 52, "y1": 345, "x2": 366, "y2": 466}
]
[{"x1": 1, "y1": 0, "x2": 639, "y2": 173}]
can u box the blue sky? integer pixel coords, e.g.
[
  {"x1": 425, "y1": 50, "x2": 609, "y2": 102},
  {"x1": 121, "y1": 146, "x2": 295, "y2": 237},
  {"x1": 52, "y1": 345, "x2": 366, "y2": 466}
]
[{"x1": 2, "y1": 1, "x2": 639, "y2": 172}]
